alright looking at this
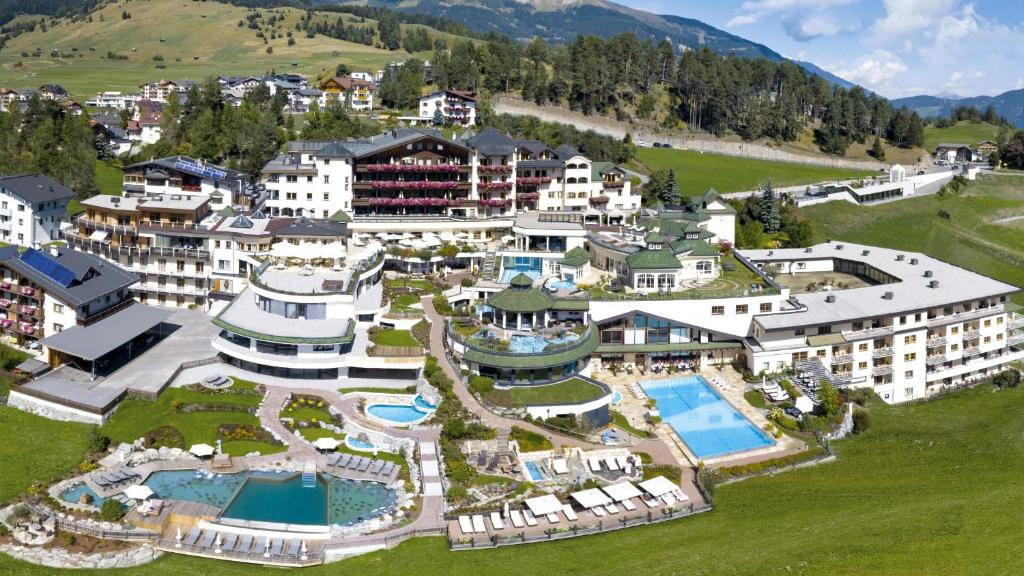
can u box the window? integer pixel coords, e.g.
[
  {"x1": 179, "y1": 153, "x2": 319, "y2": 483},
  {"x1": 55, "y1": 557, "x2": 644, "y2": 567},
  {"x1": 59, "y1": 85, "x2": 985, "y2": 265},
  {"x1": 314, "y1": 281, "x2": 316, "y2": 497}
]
[
  {"x1": 218, "y1": 260, "x2": 230, "y2": 270},
  {"x1": 816, "y1": 349, "x2": 826, "y2": 357},
  {"x1": 286, "y1": 175, "x2": 297, "y2": 183},
  {"x1": 951, "y1": 343, "x2": 959, "y2": 351},
  {"x1": 53, "y1": 323, "x2": 63, "y2": 332},
  {"x1": 636, "y1": 274, "x2": 655, "y2": 289},
  {"x1": 736, "y1": 304, "x2": 748, "y2": 314},
  {"x1": 760, "y1": 303, "x2": 772, "y2": 313},
  {"x1": 914, "y1": 313, "x2": 921, "y2": 322},
  {"x1": 998, "y1": 333, "x2": 1004, "y2": 340},
  {"x1": 998, "y1": 317, "x2": 1005, "y2": 324},
  {"x1": 696, "y1": 261, "x2": 712, "y2": 273},
  {"x1": 900, "y1": 315, "x2": 907, "y2": 325},
  {"x1": 323, "y1": 175, "x2": 330, "y2": 184},
  {"x1": 53, "y1": 303, "x2": 63, "y2": 313},
  {"x1": 984, "y1": 319, "x2": 991, "y2": 327},
  {"x1": 984, "y1": 336, "x2": 991, "y2": 344},
  {"x1": 859, "y1": 343, "x2": 868, "y2": 352},
  {"x1": 195, "y1": 262, "x2": 204, "y2": 273},
  {"x1": 794, "y1": 328, "x2": 805, "y2": 336},
  {"x1": 904, "y1": 335, "x2": 917, "y2": 344},
  {"x1": 904, "y1": 387, "x2": 914, "y2": 397},
  {"x1": 323, "y1": 192, "x2": 330, "y2": 201},
  {"x1": 858, "y1": 361, "x2": 868, "y2": 369},
  {"x1": 306, "y1": 193, "x2": 313, "y2": 200},
  {"x1": 904, "y1": 352, "x2": 917, "y2": 361},
  {"x1": 711, "y1": 306, "x2": 725, "y2": 316},
  {"x1": 905, "y1": 370, "x2": 914, "y2": 379},
  {"x1": 951, "y1": 326, "x2": 959, "y2": 334},
  {"x1": 177, "y1": 261, "x2": 185, "y2": 272}
]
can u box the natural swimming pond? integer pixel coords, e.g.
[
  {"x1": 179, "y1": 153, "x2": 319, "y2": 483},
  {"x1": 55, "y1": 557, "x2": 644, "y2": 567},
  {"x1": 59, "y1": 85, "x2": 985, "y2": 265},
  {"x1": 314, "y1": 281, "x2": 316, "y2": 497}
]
[
  {"x1": 142, "y1": 470, "x2": 397, "y2": 526},
  {"x1": 59, "y1": 483, "x2": 107, "y2": 507},
  {"x1": 641, "y1": 375, "x2": 773, "y2": 459}
]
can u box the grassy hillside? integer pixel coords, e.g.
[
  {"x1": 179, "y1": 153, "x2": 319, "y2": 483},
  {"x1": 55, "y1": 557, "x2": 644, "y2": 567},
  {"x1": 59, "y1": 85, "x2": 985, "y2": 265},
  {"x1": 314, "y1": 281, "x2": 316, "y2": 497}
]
[
  {"x1": 636, "y1": 147, "x2": 875, "y2": 195},
  {"x1": 804, "y1": 174, "x2": 1024, "y2": 302},
  {"x1": 923, "y1": 121, "x2": 999, "y2": 152},
  {"x1": 5, "y1": 382, "x2": 1024, "y2": 573},
  {"x1": 0, "y1": 0, "x2": 459, "y2": 100}
]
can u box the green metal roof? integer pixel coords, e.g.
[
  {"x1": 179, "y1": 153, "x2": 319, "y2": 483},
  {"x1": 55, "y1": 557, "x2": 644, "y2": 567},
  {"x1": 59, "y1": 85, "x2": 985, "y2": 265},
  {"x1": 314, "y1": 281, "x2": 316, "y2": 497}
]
[
  {"x1": 670, "y1": 239, "x2": 720, "y2": 257},
  {"x1": 626, "y1": 249, "x2": 681, "y2": 270},
  {"x1": 487, "y1": 281, "x2": 555, "y2": 313},
  {"x1": 595, "y1": 340, "x2": 742, "y2": 354},
  {"x1": 508, "y1": 272, "x2": 535, "y2": 288},
  {"x1": 590, "y1": 161, "x2": 614, "y2": 181},
  {"x1": 330, "y1": 210, "x2": 352, "y2": 222},
  {"x1": 463, "y1": 327, "x2": 600, "y2": 369},
  {"x1": 213, "y1": 315, "x2": 356, "y2": 345},
  {"x1": 557, "y1": 246, "x2": 590, "y2": 268},
  {"x1": 550, "y1": 298, "x2": 589, "y2": 311}
]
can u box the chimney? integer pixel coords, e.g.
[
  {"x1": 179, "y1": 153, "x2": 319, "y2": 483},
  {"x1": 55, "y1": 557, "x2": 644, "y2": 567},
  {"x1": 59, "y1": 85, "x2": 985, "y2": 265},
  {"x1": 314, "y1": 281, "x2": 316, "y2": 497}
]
[
  {"x1": 882, "y1": 291, "x2": 894, "y2": 300},
  {"x1": 929, "y1": 280, "x2": 940, "y2": 288},
  {"x1": 896, "y1": 254, "x2": 905, "y2": 261},
  {"x1": 910, "y1": 258, "x2": 919, "y2": 265},
  {"x1": 825, "y1": 294, "x2": 836, "y2": 303},
  {"x1": 924, "y1": 270, "x2": 933, "y2": 278},
  {"x1": 49, "y1": 244, "x2": 59, "y2": 258}
]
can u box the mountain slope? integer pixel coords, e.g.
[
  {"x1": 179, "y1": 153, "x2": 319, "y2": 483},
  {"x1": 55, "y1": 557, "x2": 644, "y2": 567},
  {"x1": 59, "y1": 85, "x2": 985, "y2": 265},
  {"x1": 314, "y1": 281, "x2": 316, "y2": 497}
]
[
  {"x1": 893, "y1": 90, "x2": 1024, "y2": 127},
  {"x1": 345, "y1": 0, "x2": 855, "y2": 88}
]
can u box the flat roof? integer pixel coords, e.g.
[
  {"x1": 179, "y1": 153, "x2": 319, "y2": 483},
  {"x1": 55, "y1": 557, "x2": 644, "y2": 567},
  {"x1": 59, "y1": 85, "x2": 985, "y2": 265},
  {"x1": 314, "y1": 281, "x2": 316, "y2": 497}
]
[
  {"x1": 513, "y1": 211, "x2": 586, "y2": 232},
  {"x1": 214, "y1": 288, "x2": 357, "y2": 344},
  {"x1": 741, "y1": 241, "x2": 1019, "y2": 330},
  {"x1": 40, "y1": 303, "x2": 172, "y2": 361}
]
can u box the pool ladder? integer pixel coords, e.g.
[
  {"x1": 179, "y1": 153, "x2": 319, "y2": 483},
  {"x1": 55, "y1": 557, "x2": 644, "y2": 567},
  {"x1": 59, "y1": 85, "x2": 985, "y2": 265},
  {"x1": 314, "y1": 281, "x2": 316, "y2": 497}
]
[{"x1": 302, "y1": 462, "x2": 317, "y2": 488}]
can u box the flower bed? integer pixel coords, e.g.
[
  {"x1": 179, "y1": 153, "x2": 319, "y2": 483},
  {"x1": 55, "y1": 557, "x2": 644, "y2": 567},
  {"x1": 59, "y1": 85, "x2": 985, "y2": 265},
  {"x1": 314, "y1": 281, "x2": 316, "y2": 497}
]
[
  {"x1": 516, "y1": 177, "x2": 552, "y2": 186},
  {"x1": 365, "y1": 164, "x2": 460, "y2": 172},
  {"x1": 478, "y1": 198, "x2": 512, "y2": 207},
  {"x1": 478, "y1": 181, "x2": 513, "y2": 191},
  {"x1": 589, "y1": 195, "x2": 610, "y2": 205},
  {"x1": 368, "y1": 197, "x2": 458, "y2": 207},
  {"x1": 517, "y1": 192, "x2": 540, "y2": 201},
  {"x1": 478, "y1": 165, "x2": 512, "y2": 174},
  {"x1": 371, "y1": 180, "x2": 462, "y2": 190},
  {"x1": 602, "y1": 180, "x2": 625, "y2": 188}
]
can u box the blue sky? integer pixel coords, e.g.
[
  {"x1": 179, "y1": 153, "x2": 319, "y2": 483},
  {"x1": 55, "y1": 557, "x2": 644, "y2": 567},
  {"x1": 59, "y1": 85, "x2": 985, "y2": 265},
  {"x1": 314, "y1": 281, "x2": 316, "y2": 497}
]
[{"x1": 623, "y1": 0, "x2": 1024, "y2": 98}]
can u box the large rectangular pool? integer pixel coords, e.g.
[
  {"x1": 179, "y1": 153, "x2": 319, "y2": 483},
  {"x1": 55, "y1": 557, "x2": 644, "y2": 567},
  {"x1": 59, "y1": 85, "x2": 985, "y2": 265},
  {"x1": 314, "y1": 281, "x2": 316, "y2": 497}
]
[{"x1": 641, "y1": 375, "x2": 773, "y2": 459}]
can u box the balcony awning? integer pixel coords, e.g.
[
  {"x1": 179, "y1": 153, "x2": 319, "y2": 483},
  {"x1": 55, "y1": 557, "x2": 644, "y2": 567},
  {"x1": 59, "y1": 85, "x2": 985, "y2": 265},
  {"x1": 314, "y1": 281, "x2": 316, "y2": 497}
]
[
  {"x1": 89, "y1": 230, "x2": 108, "y2": 242},
  {"x1": 40, "y1": 303, "x2": 172, "y2": 361}
]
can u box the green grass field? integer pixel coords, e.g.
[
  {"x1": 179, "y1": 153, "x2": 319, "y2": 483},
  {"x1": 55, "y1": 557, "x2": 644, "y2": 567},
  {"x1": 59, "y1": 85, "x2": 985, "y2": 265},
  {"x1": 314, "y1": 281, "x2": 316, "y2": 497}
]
[
  {"x1": 0, "y1": 0, "x2": 450, "y2": 100},
  {"x1": 804, "y1": 174, "x2": 1024, "y2": 303},
  {"x1": 505, "y1": 377, "x2": 606, "y2": 406},
  {"x1": 923, "y1": 121, "x2": 999, "y2": 152},
  {"x1": 370, "y1": 329, "x2": 420, "y2": 347},
  {"x1": 0, "y1": 401, "x2": 90, "y2": 504},
  {"x1": 636, "y1": 147, "x2": 875, "y2": 195},
  {"x1": 5, "y1": 381, "x2": 1024, "y2": 573}
]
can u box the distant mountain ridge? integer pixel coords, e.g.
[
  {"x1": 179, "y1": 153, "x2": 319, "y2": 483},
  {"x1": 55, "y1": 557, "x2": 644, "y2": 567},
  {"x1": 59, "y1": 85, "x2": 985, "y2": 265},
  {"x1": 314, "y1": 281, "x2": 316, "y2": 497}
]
[
  {"x1": 333, "y1": 0, "x2": 856, "y2": 88},
  {"x1": 893, "y1": 89, "x2": 1024, "y2": 127}
]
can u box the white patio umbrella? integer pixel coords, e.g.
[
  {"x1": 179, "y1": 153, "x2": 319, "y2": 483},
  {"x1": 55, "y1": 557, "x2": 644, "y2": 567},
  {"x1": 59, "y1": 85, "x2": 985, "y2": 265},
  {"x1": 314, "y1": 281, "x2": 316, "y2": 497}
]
[
  {"x1": 455, "y1": 232, "x2": 471, "y2": 239},
  {"x1": 375, "y1": 232, "x2": 389, "y2": 239},
  {"x1": 123, "y1": 484, "x2": 153, "y2": 500},
  {"x1": 312, "y1": 437, "x2": 341, "y2": 451},
  {"x1": 500, "y1": 235, "x2": 515, "y2": 243},
  {"x1": 175, "y1": 526, "x2": 182, "y2": 548},
  {"x1": 214, "y1": 534, "x2": 222, "y2": 554},
  {"x1": 401, "y1": 232, "x2": 415, "y2": 239},
  {"x1": 300, "y1": 540, "x2": 308, "y2": 561},
  {"x1": 439, "y1": 232, "x2": 457, "y2": 242},
  {"x1": 189, "y1": 443, "x2": 215, "y2": 458}
]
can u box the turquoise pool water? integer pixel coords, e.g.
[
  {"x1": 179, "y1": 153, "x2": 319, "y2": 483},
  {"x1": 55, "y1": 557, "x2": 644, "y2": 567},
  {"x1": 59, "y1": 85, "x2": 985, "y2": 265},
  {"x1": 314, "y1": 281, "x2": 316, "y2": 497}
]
[
  {"x1": 142, "y1": 470, "x2": 397, "y2": 526},
  {"x1": 641, "y1": 375, "x2": 773, "y2": 459},
  {"x1": 524, "y1": 461, "x2": 544, "y2": 481},
  {"x1": 508, "y1": 332, "x2": 579, "y2": 354},
  {"x1": 59, "y1": 483, "x2": 107, "y2": 507},
  {"x1": 414, "y1": 395, "x2": 436, "y2": 410},
  {"x1": 549, "y1": 279, "x2": 577, "y2": 291},
  {"x1": 612, "y1": 390, "x2": 623, "y2": 403},
  {"x1": 367, "y1": 403, "x2": 429, "y2": 424},
  {"x1": 346, "y1": 436, "x2": 376, "y2": 451},
  {"x1": 499, "y1": 268, "x2": 542, "y2": 283}
]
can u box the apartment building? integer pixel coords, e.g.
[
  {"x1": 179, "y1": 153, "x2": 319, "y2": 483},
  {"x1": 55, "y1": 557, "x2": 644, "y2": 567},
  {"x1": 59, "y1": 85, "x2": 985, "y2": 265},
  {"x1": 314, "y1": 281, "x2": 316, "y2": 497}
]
[
  {"x1": 0, "y1": 174, "x2": 75, "y2": 246},
  {"x1": 122, "y1": 156, "x2": 250, "y2": 212},
  {"x1": 138, "y1": 80, "x2": 194, "y2": 103},
  {"x1": 418, "y1": 90, "x2": 477, "y2": 125},
  {"x1": 319, "y1": 76, "x2": 375, "y2": 111}
]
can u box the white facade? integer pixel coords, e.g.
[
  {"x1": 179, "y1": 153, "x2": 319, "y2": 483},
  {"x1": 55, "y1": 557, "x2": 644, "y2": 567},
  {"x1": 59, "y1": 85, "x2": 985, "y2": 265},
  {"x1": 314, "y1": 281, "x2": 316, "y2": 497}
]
[{"x1": 418, "y1": 90, "x2": 477, "y2": 126}]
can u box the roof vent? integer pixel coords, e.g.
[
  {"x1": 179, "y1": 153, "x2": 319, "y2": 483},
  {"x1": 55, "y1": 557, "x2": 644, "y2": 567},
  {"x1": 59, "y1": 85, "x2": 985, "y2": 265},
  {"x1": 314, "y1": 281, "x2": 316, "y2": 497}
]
[
  {"x1": 825, "y1": 294, "x2": 836, "y2": 303},
  {"x1": 835, "y1": 244, "x2": 844, "y2": 250},
  {"x1": 767, "y1": 250, "x2": 774, "y2": 256},
  {"x1": 929, "y1": 280, "x2": 940, "y2": 288},
  {"x1": 882, "y1": 291, "x2": 894, "y2": 300},
  {"x1": 805, "y1": 247, "x2": 813, "y2": 253},
  {"x1": 896, "y1": 254, "x2": 905, "y2": 261},
  {"x1": 924, "y1": 270, "x2": 933, "y2": 278},
  {"x1": 862, "y1": 249, "x2": 870, "y2": 256},
  {"x1": 910, "y1": 258, "x2": 919, "y2": 265}
]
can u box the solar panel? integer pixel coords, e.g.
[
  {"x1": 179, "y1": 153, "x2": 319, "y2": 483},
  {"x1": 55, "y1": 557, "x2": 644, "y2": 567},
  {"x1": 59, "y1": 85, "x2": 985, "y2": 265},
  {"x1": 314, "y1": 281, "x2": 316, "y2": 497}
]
[
  {"x1": 174, "y1": 159, "x2": 228, "y2": 181},
  {"x1": 20, "y1": 249, "x2": 75, "y2": 288}
]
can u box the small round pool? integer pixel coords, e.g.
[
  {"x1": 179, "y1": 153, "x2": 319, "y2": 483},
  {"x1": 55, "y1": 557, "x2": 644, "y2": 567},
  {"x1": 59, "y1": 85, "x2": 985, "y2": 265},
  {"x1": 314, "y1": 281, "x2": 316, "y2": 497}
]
[
  {"x1": 59, "y1": 483, "x2": 106, "y2": 507},
  {"x1": 414, "y1": 395, "x2": 436, "y2": 410},
  {"x1": 612, "y1": 390, "x2": 623, "y2": 404},
  {"x1": 346, "y1": 436, "x2": 376, "y2": 452},
  {"x1": 549, "y1": 279, "x2": 577, "y2": 291},
  {"x1": 366, "y1": 403, "x2": 430, "y2": 424}
]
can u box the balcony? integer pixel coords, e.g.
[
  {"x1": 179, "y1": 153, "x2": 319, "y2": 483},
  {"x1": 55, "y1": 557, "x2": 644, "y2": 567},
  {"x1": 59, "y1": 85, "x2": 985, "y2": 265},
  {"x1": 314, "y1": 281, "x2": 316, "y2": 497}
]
[
  {"x1": 963, "y1": 346, "x2": 980, "y2": 356},
  {"x1": 1008, "y1": 333, "x2": 1024, "y2": 346},
  {"x1": 926, "y1": 305, "x2": 1004, "y2": 328},
  {"x1": 844, "y1": 326, "x2": 893, "y2": 340},
  {"x1": 132, "y1": 283, "x2": 207, "y2": 297},
  {"x1": 871, "y1": 364, "x2": 894, "y2": 376},
  {"x1": 926, "y1": 337, "x2": 946, "y2": 347},
  {"x1": 872, "y1": 346, "x2": 894, "y2": 358},
  {"x1": 73, "y1": 214, "x2": 136, "y2": 234},
  {"x1": 831, "y1": 354, "x2": 854, "y2": 365},
  {"x1": 926, "y1": 354, "x2": 947, "y2": 366},
  {"x1": 1010, "y1": 317, "x2": 1024, "y2": 329},
  {"x1": 962, "y1": 329, "x2": 981, "y2": 339}
]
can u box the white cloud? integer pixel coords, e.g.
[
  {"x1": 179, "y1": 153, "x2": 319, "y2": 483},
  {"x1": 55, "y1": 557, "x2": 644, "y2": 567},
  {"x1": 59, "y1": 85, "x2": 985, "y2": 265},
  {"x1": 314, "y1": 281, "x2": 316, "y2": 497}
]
[
  {"x1": 726, "y1": 0, "x2": 858, "y2": 36},
  {"x1": 831, "y1": 49, "x2": 908, "y2": 89},
  {"x1": 873, "y1": 0, "x2": 956, "y2": 37}
]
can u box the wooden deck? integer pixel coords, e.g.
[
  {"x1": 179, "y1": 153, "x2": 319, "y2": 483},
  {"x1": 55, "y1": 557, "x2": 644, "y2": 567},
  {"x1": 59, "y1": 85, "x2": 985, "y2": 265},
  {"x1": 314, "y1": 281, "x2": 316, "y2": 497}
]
[{"x1": 125, "y1": 499, "x2": 221, "y2": 535}]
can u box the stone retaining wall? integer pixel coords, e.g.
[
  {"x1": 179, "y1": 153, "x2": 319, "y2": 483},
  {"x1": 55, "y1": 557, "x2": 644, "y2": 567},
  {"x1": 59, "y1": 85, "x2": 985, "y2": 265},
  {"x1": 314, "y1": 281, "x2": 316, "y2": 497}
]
[{"x1": 0, "y1": 542, "x2": 161, "y2": 569}]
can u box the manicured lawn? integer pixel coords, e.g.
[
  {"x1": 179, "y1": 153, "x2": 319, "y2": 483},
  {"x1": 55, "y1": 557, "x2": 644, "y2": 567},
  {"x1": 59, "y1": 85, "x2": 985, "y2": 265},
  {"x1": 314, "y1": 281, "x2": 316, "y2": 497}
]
[
  {"x1": 0, "y1": 402, "x2": 91, "y2": 503},
  {"x1": 509, "y1": 426, "x2": 553, "y2": 452},
  {"x1": 339, "y1": 386, "x2": 418, "y2": 395},
  {"x1": 803, "y1": 174, "x2": 1024, "y2": 303},
  {"x1": 610, "y1": 410, "x2": 650, "y2": 438},
  {"x1": 743, "y1": 390, "x2": 766, "y2": 409},
  {"x1": 94, "y1": 159, "x2": 123, "y2": 195},
  {"x1": 636, "y1": 147, "x2": 874, "y2": 195},
  {"x1": 101, "y1": 381, "x2": 284, "y2": 457},
  {"x1": 922, "y1": 120, "x2": 999, "y2": 152},
  {"x1": 298, "y1": 428, "x2": 345, "y2": 441},
  {"x1": 503, "y1": 378, "x2": 607, "y2": 406},
  {"x1": 370, "y1": 329, "x2": 420, "y2": 348},
  {"x1": 5, "y1": 382, "x2": 1024, "y2": 573},
  {"x1": 391, "y1": 293, "x2": 421, "y2": 311}
]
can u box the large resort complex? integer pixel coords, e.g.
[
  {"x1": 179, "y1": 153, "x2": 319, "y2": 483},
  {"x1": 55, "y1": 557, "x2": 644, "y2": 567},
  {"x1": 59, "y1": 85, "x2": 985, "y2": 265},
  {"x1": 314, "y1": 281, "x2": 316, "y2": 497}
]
[{"x1": 1, "y1": 124, "x2": 1022, "y2": 569}]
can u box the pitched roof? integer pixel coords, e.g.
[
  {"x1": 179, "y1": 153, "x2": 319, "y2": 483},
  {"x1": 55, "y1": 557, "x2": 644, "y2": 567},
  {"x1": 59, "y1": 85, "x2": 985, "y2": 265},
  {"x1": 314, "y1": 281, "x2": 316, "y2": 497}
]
[
  {"x1": 0, "y1": 174, "x2": 75, "y2": 204},
  {"x1": 671, "y1": 240, "x2": 719, "y2": 257},
  {"x1": 558, "y1": 246, "x2": 591, "y2": 268},
  {"x1": 465, "y1": 127, "x2": 517, "y2": 156},
  {"x1": 555, "y1": 144, "x2": 582, "y2": 159},
  {"x1": 626, "y1": 248, "x2": 682, "y2": 270},
  {"x1": 266, "y1": 216, "x2": 349, "y2": 238},
  {"x1": 0, "y1": 246, "x2": 137, "y2": 307},
  {"x1": 488, "y1": 276, "x2": 555, "y2": 313}
]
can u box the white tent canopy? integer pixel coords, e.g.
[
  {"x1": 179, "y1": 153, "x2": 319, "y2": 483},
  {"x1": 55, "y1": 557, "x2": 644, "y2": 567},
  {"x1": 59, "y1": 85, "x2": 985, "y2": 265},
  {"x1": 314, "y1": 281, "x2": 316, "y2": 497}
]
[
  {"x1": 551, "y1": 458, "x2": 569, "y2": 475},
  {"x1": 189, "y1": 443, "x2": 215, "y2": 458},
  {"x1": 638, "y1": 476, "x2": 677, "y2": 498},
  {"x1": 524, "y1": 494, "x2": 562, "y2": 516},
  {"x1": 570, "y1": 488, "x2": 612, "y2": 509},
  {"x1": 794, "y1": 396, "x2": 815, "y2": 413},
  {"x1": 123, "y1": 484, "x2": 153, "y2": 500},
  {"x1": 312, "y1": 437, "x2": 341, "y2": 450},
  {"x1": 601, "y1": 481, "x2": 642, "y2": 502}
]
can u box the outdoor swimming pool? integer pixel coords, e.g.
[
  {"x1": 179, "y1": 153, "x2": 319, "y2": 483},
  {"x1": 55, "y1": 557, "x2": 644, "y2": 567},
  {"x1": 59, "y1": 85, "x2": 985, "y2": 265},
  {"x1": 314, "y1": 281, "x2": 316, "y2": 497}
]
[
  {"x1": 524, "y1": 460, "x2": 544, "y2": 482},
  {"x1": 59, "y1": 483, "x2": 107, "y2": 507},
  {"x1": 507, "y1": 332, "x2": 579, "y2": 354},
  {"x1": 346, "y1": 436, "x2": 375, "y2": 451},
  {"x1": 499, "y1": 257, "x2": 543, "y2": 284},
  {"x1": 414, "y1": 395, "x2": 436, "y2": 410},
  {"x1": 142, "y1": 470, "x2": 396, "y2": 526},
  {"x1": 641, "y1": 375, "x2": 773, "y2": 459},
  {"x1": 549, "y1": 279, "x2": 577, "y2": 291}
]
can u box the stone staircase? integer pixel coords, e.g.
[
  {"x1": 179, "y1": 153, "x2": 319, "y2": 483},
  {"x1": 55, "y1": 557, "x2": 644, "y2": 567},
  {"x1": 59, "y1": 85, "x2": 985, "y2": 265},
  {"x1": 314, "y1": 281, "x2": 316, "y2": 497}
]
[
  {"x1": 495, "y1": 426, "x2": 512, "y2": 468},
  {"x1": 482, "y1": 251, "x2": 497, "y2": 282}
]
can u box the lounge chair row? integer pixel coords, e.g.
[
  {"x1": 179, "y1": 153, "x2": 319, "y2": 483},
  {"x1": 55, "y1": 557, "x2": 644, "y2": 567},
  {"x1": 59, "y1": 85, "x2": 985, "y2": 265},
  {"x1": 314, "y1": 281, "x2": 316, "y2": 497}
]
[
  {"x1": 626, "y1": 382, "x2": 647, "y2": 401},
  {"x1": 181, "y1": 528, "x2": 306, "y2": 560},
  {"x1": 324, "y1": 453, "x2": 396, "y2": 478},
  {"x1": 588, "y1": 454, "x2": 638, "y2": 473},
  {"x1": 458, "y1": 501, "x2": 634, "y2": 536},
  {"x1": 92, "y1": 468, "x2": 141, "y2": 488}
]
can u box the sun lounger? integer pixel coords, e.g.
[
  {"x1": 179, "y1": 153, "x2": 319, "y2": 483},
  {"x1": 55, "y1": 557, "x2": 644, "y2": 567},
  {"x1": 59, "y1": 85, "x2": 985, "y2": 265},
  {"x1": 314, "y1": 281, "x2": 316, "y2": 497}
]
[
  {"x1": 199, "y1": 531, "x2": 217, "y2": 549},
  {"x1": 561, "y1": 504, "x2": 578, "y2": 522},
  {"x1": 371, "y1": 460, "x2": 385, "y2": 474},
  {"x1": 490, "y1": 512, "x2": 505, "y2": 530},
  {"x1": 606, "y1": 503, "x2": 619, "y2": 514},
  {"x1": 471, "y1": 514, "x2": 486, "y2": 533},
  {"x1": 662, "y1": 492, "x2": 677, "y2": 507},
  {"x1": 326, "y1": 453, "x2": 341, "y2": 466},
  {"x1": 222, "y1": 533, "x2": 238, "y2": 551},
  {"x1": 509, "y1": 510, "x2": 525, "y2": 528},
  {"x1": 616, "y1": 455, "x2": 629, "y2": 469},
  {"x1": 254, "y1": 536, "x2": 268, "y2": 555},
  {"x1": 642, "y1": 497, "x2": 659, "y2": 508},
  {"x1": 621, "y1": 498, "x2": 637, "y2": 511},
  {"x1": 357, "y1": 458, "x2": 371, "y2": 472},
  {"x1": 605, "y1": 457, "x2": 620, "y2": 471},
  {"x1": 546, "y1": 512, "x2": 559, "y2": 524},
  {"x1": 270, "y1": 538, "x2": 283, "y2": 556},
  {"x1": 486, "y1": 454, "x2": 499, "y2": 472},
  {"x1": 338, "y1": 454, "x2": 351, "y2": 467},
  {"x1": 523, "y1": 510, "x2": 538, "y2": 527},
  {"x1": 236, "y1": 534, "x2": 253, "y2": 553},
  {"x1": 477, "y1": 450, "x2": 488, "y2": 466},
  {"x1": 287, "y1": 538, "x2": 301, "y2": 557},
  {"x1": 458, "y1": 516, "x2": 474, "y2": 534},
  {"x1": 346, "y1": 456, "x2": 361, "y2": 470},
  {"x1": 92, "y1": 476, "x2": 111, "y2": 487},
  {"x1": 589, "y1": 458, "x2": 602, "y2": 472},
  {"x1": 183, "y1": 528, "x2": 201, "y2": 546},
  {"x1": 592, "y1": 506, "x2": 607, "y2": 517},
  {"x1": 380, "y1": 462, "x2": 395, "y2": 476},
  {"x1": 673, "y1": 489, "x2": 690, "y2": 502}
]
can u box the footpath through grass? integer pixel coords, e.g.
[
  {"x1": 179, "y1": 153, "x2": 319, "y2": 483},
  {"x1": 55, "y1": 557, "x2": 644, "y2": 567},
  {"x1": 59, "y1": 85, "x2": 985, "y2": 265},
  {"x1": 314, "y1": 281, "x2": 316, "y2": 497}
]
[
  {"x1": 5, "y1": 382, "x2": 1024, "y2": 573},
  {"x1": 804, "y1": 174, "x2": 1024, "y2": 303},
  {"x1": 636, "y1": 147, "x2": 874, "y2": 194}
]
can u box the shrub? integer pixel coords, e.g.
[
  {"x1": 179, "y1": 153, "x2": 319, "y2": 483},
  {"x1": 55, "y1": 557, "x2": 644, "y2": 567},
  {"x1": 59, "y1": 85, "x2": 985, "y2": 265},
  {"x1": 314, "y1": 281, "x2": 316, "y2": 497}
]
[
  {"x1": 100, "y1": 500, "x2": 124, "y2": 522},
  {"x1": 716, "y1": 446, "x2": 827, "y2": 479},
  {"x1": 87, "y1": 427, "x2": 110, "y2": 453},
  {"x1": 468, "y1": 375, "x2": 494, "y2": 396},
  {"x1": 779, "y1": 379, "x2": 801, "y2": 398},
  {"x1": 59, "y1": 532, "x2": 76, "y2": 546},
  {"x1": 460, "y1": 277, "x2": 474, "y2": 288},
  {"x1": 852, "y1": 409, "x2": 871, "y2": 434},
  {"x1": 992, "y1": 369, "x2": 1020, "y2": 389}
]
